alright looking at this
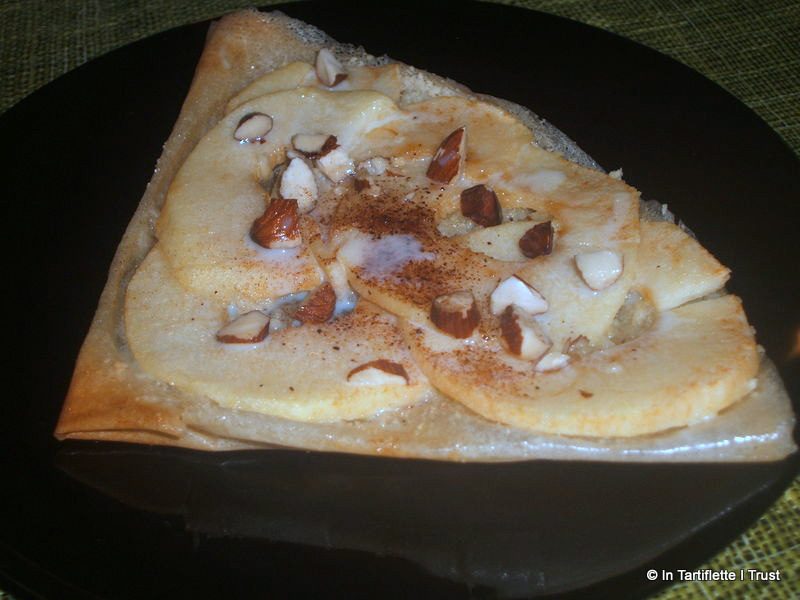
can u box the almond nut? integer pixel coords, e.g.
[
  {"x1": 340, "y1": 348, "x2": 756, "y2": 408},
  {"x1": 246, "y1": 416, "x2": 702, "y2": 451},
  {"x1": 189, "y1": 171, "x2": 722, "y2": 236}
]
[
  {"x1": 518, "y1": 221, "x2": 554, "y2": 259},
  {"x1": 500, "y1": 306, "x2": 551, "y2": 361},
  {"x1": 358, "y1": 156, "x2": 389, "y2": 176},
  {"x1": 563, "y1": 335, "x2": 592, "y2": 359},
  {"x1": 353, "y1": 178, "x2": 371, "y2": 192},
  {"x1": 294, "y1": 282, "x2": 336, "y2": 323},
  {"x1": 292, "y1": 134, "x2": 339, "y2": 159},
  {"x1": 426, "y1": 127, "x2": 466, "y2": 183},
  {"x1": 316, "y1": 146, "x2": 354, "y2": 183},
  {"x1": 234, "y1": 112, "x2": 273, "y2": 144},
  {"x1": 216, "y1": 311, "x2": 270, "y2": 344},
  {"x1": 430, "y1": 290, "x2": 480, "y2": 338},
  {"x1": 280, "y1": 157, "x2": 318, "y2": 213},
  {"x1": 460, "y1": 184, "x2": 501, "y2": 227},
  {"x1": 315, "y1": 48, "x2": 348, "y2": 87},
  {"x1": 347, "y1": 359, "x2": 410, "y2": 385},
  {"x1": 575, "y1": 250, "x2": 623, "y2": 290},
  {"x1": 535, "y1": 352, "x2": 570, "y2": 372},
  {"x1": 490, "y1": 275, "x2": 548, "y2": 316},
  {"x1": 250, "y1": 198, "x2": 301, "y2": 249}
]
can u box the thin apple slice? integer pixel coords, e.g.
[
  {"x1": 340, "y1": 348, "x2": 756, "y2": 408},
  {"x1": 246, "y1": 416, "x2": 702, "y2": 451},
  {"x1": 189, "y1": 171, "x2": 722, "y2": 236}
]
[
  {"x1": 404, "y1": 294, "x2": 759, "y2": 437},
  {"x1": 125, "y1": 248, "x2": 430, "y2": 422},
  {"x1": 225, "y1": 62, "x2": 405, "y2": 114},
  {"x1": 636, "y1": 220, "x2": 730, "y2": 310},
  {"x1": 157, "y1": 88, "x2": 400, "y2": 305}
]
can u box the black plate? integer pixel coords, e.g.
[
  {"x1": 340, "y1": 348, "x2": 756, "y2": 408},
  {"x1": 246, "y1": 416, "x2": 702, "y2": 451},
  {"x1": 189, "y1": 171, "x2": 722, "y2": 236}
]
[{"x1": 1, "y1": 1, "x2": 798, "y2": 598}]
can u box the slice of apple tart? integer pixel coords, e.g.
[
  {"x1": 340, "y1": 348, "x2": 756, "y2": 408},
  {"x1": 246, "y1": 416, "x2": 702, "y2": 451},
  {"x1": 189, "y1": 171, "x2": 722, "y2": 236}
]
[{"x1": 55, "y1": 9, "x2": 795, "y2": 462}]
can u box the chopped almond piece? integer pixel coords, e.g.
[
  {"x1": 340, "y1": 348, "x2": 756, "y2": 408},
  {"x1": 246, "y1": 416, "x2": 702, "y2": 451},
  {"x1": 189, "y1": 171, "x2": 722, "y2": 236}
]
[
  {"x1": 233, "y1": 112, "x2": 273, "y2": 143},
  {"x1": 250, "y1": 198, "x2": 301, "y2": 249},
  {"x1": 430, "y1": 290, "x2": 480, "y2": 338},
  {"x1": 500, "y1": 306, "x2": 551, "y2": 361},
  {"x1": 315, "y1": 48, "x2": 348, "y2": 87},
  {"x1": 280, "y1": 157, "x2": 318, "y2": 213},
  {"x1": 426, "y1": 127, "x2": 466, "y2": 183},
  {"x1": 292, "y1": 133, "x2": 339, "y2": 159},
  {"x1": 216, "y1": 311, "x2": 270, "y2": 344},
  {"x1": 295, "y1": 282, "x2": 336, "y2": 323},
  {"x1": 518, "y1": 221, "x2": 554, "y2": 259},
  {"x1": 575, "y1": 250, "x2": 623, "y2": 290},
  {"x1": 460, "y1": 184, "x2": 501, "y2": 227},
  {"x1": 347, "y1": 360, "x2": 410, "y2": 385},
  {"x1": 490, "y1": 276, "x2": 548, "y2": 316}
]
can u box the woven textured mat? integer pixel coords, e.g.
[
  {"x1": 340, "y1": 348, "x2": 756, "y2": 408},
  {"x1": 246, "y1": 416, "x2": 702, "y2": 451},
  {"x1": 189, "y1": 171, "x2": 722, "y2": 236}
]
[
  {"x1": 1, "y1": 1, "x2": 798, "y2": 598},
  {"x1": 1, "y1": 0, "x2": 798, "y2": 155}
]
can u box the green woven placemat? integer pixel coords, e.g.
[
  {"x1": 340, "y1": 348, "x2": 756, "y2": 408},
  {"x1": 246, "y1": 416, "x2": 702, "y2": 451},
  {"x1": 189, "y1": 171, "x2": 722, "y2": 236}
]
[{"x1": 1, "y1": 1, "x2": 798, "y2": 598}]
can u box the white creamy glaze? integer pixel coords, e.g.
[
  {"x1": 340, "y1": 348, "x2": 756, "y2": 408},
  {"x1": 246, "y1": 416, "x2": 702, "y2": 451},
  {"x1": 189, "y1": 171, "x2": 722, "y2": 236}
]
[
  {"x1": 512, "y1": 169, "x2": 566, "y2": 193},
  {"x1": 597, "y1": 192, "x2": 633, "y2": 242},
  {"x1": 262, "y1": 291, "x2": 309, "y2": 312},
  {"x1": 243, "y1": 235, "x2": 305, "y2": 264},
  {"x1": 334, "y1": 293, "x2": 359, "y2": 317},
  {"x1": 339, "y1": 233, "x2": 436, "y2": 280}
]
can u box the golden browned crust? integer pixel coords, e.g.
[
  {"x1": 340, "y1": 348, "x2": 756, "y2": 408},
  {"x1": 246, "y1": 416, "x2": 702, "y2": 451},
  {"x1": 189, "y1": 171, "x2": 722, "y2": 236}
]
[{"x1": 56, "y1": 10, "x2": 325, "y2": 448}]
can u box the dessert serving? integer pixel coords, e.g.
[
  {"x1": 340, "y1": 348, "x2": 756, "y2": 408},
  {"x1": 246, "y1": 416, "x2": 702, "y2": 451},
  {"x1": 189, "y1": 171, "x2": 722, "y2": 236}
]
[{"x1": 55, "y1": 9, "x2": 796, "y2": 461}]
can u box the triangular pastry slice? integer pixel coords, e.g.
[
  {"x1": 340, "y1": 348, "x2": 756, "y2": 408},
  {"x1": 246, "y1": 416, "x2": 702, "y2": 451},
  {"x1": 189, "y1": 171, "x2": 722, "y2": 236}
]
[{"x1": 55, "y1": 9, "x2": 795, "y2": 462}]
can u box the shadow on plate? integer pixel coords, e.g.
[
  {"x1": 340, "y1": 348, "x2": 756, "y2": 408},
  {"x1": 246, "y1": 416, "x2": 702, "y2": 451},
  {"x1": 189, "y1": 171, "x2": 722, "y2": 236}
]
[{"x1": 55, "y1": 443, "x2": 796, "y2": 598}]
